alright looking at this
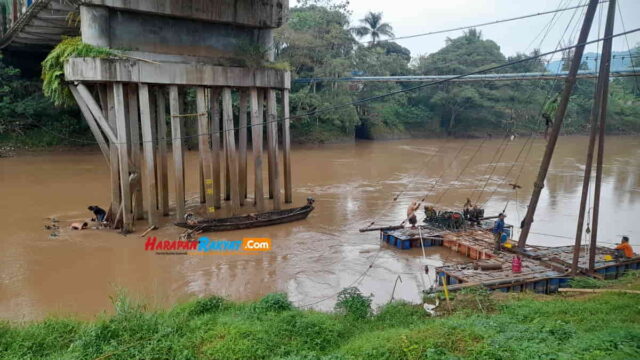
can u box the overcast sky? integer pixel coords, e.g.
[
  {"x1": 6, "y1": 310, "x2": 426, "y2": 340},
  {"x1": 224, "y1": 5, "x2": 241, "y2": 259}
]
[{"x1": 293, "y1": 0, "x2": 640, "y2": 61}]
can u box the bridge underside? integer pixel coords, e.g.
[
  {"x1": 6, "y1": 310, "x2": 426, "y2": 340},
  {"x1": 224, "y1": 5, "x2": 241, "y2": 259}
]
[{"x1": 0, "y1": 0, "x2": 79, "y2": 51}]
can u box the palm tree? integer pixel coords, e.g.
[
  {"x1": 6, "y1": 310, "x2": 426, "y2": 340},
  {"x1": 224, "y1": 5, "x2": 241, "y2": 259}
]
[{"x1": 351, "y1": 11, "x2": 394, "y2": 45}]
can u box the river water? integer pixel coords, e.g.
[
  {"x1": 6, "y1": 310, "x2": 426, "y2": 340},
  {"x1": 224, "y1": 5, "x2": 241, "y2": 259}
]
[{"x1": 1, "y1": 136, "x2": 638, "y2": 321}]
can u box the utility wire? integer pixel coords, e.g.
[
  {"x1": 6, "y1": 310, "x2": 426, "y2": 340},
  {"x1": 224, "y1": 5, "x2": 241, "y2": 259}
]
[
  {"x1": 27, "y1": 27, "x2": 640, "y2": 146},
  {"x1": 360, "y1": 2, "x2": 607, "y2": 45},
  {"x1": 616, "y1": 2, "x2": 640, "y2": 94}
]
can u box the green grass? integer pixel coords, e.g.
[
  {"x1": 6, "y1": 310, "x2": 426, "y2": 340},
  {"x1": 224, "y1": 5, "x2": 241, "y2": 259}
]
[{"x1": 2, "y1": 272, "x2": 639, "y2": 360}]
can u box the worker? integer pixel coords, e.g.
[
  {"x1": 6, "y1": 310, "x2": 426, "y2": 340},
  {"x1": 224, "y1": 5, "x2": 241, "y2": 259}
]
[
  {"x1": 614, "y1": 236, "x2": 634, "y2": 260},
  {"x1": 542, "y1": 95, "x2": 559, "y2": 140},
  {"x1": 406, "y1": 201, "x2": 420, "y2": 229},
  {"x1": 88, "y1": 205, "x2": 107, "y2": 222},
  {"x1": 493, "y1": 213, "x2": 506, "y2": 253}
]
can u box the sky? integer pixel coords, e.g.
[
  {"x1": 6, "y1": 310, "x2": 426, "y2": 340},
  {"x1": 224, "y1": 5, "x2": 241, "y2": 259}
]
[{"x1": 292, "y1": 0, "x2": 640, "y2": 61}]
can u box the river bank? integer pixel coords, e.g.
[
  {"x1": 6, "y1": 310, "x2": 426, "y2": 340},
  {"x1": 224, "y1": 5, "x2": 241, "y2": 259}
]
[{"x1": 2, "y1": 272, "x2": 639, "y2": 360}]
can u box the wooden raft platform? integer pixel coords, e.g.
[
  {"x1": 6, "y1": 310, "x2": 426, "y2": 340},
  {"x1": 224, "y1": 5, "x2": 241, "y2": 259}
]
[
  {"x1": 520, "y1": 245, "x2": 640, "y2": 280},
  {"x1": 380, "y1": 228, "x2": 640, "y2": 294}
]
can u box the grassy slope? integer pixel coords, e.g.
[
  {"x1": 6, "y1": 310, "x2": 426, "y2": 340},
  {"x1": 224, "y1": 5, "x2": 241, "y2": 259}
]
[{"x1": 1, "y1": 273, "x2": 639, "y2": 360}]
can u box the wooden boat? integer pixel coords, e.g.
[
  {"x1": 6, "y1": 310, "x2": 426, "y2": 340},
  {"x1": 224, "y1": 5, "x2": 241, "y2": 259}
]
[{"x1": 175, "y1": 198, "x2": 315, "y2": 232}]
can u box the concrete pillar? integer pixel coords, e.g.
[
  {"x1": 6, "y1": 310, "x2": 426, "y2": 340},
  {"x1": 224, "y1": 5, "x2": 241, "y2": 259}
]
[
  {"x1": 80, "y1": 5, "x2": 110, "y2": 48},
  {"x1": 169, "y1": 86, "x2": 185, "y2": 222},
  {"x1": 266, "y1": 89, "x2": 280, "y2": 209}
]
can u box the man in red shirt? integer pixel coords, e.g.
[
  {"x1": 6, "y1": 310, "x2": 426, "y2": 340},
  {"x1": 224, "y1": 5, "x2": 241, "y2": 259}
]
[{"x1": 614, "y1": 236, "x2": 634, "y2": 260}]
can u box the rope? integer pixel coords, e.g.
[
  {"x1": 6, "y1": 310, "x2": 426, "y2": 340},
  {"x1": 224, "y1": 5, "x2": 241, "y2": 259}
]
[
  {"x1": 474, "y1": 138, "x2": 511, "y2": 204},
  {"x1": 362, "y1": 142, "x2": 450, "y2": 229},
  {"x1": 297, "y1": 247, "x2": 383, "y2": 308},
  {"x1": 433, "y1": 138, "x2": 488, "y2": 207}
]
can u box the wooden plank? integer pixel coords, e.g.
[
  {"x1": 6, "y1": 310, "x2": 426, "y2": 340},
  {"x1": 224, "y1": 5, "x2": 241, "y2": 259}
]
[
  {"x1": 127, "y1": 84, "x2": 144, "y2": 220},
  {"x1": 138, "y1": 84, "x2": 158, "y2": 227},
  {"x1": 250, "y1": 88, "x2": 265, "y2": 212},
  {"x1": 222, "y1": 88, "x2": 241, "y2": 214},
  {"x1": 197, "y1": 87, "x2": 216, "y2": 215},
  {"x1": 97, "y1": 84, "x2": 109, "y2": 120},
  {"x1": 266, "y1": 89, "x2": 281, "y2": 209},
  {"x1": 106, "y1": 84, "x2": 121, "y2": 215},
  {"x1": 169, "y1": 85, "x2": 185, "y2": 221},
  {"x1": 69, "y1": 85, "x2": 110, "y2": 166},
  {"x1": 238, "y1": 89, "x2": 249, "y2": 204},
  {"x1": 113, "y1": 83, "x2": 133, "y2": 232},
  {"x1": 282, "y1": 89, "x2": 292, "y2": 203},
  {"x1": 76, "y1": 83, "x2": 117, "y2": 144},
  {"x1": 155, "y1": 87, "x2": 169, "y2": 216},
  {"x1": 210, "y1": 88, "x2": 222, "y2": 208}
]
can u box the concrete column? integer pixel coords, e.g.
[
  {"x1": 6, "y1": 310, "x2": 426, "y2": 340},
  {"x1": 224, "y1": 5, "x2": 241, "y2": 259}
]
[
  {"x1": 257, "y1": 29, "x2": 275, "y2": 61},
  {"x1": 80, "y1": 5, "x2": 110, "y2": 48}
]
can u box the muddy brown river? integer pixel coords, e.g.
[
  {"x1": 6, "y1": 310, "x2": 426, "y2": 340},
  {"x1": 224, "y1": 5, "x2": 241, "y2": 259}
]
[{"x1": 1, "y1": 136, "x2": 639, "y2": 321}]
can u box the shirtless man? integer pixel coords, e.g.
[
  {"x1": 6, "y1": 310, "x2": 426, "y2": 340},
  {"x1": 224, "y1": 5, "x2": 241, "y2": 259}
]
[{"x1": 407, "y1": 201, "x2": 420, "y2": 229}]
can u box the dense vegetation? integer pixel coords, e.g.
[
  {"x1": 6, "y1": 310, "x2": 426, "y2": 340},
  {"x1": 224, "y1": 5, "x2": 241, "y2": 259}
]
[
  {"x1": 1, "y1": 0, "x2": 639, "y2": 147},
  {"x1": 1, "y1": 272, "x2": 639, "y2": 359},
  {"x1": 277, "y1": 1, "x2": 640, "y2": 142}
]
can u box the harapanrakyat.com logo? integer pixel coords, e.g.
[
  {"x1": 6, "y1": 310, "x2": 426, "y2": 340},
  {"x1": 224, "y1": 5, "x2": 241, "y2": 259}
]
[{"x1": 144, "y1": 236, "x2": 271, "y2": 255}]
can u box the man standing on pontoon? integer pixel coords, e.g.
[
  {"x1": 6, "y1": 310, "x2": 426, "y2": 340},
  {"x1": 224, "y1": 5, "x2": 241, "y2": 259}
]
[{"x1": 493, "y1": 213, "x2": 506, "y2": 253}]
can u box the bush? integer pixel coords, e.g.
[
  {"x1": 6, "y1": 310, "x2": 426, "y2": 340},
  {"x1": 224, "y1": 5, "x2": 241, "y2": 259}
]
[
  {"x1": 0, "y1": 55, "x2": 87, "y2": 147},
  {"x1": 189, "y1": 296, "x2": 227, "y2": 316},
  {"x1": 256, "y1": 293, "x2": 294, "y2": 313},
  {"x1": 334, "y1": 287, "x2": 372, "y2": 319},
  {"x1": 41, "y1": 36, "x2": 118, "y2": 107}
]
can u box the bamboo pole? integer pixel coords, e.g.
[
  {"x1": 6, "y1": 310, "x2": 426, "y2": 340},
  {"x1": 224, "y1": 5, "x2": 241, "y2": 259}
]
[
  {"x1": 138, "y1": 84, "x2": 158, "y2": 227},
  {"x1": 589, "y1": 0, "x2": 616, "y2": 271},
  {"x1": 572, "y1": 0, "x2": 616, "y2": 274},
  {"x1": 250, "y1": 88, "x2": 265, "y2": 212},
  {"x1": 222, "y1": 88, "x2": 240, "y2": 214},
  {"x1": 518, "y1": 0, "x2": 599, "y2": 249},
  {"x1": 169, "y1": 85, "x2": 185, "y2": 221}
]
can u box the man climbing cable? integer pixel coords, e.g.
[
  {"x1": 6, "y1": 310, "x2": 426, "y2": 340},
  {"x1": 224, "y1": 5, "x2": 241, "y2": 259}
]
[{"x1": 542, "y1": 95, "x2": 559, "y2": 140}]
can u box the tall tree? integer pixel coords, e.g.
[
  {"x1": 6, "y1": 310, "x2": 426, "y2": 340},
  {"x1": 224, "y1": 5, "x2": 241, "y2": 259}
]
[{"x1": 351, "y1": 11, "x2": 394, "y2": 45}]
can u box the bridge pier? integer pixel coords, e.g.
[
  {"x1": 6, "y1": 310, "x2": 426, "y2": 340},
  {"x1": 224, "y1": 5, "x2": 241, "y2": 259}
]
[
  {"x1": 62, "y1": 1, "x2": 291, "y2": 232},
  {"x1": 67, "y1": 60, "x2": 291, "y2": 231}
]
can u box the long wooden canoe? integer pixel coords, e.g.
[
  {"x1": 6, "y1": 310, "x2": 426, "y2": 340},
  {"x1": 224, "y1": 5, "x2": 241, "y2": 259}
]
[{"x1": 175, "y1": 200, "x2": 315, "y2": 232}]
